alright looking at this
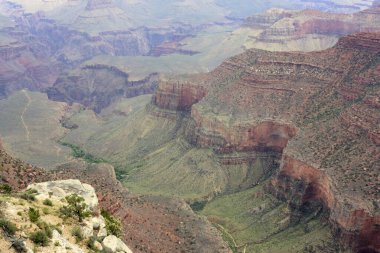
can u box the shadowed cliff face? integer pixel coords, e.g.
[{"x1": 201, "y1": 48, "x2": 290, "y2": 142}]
[
  {"x1": 152, "y1": 32, "x2": 380, "y2": 252},
  {"x1": 47, "y1": 65, "x2": 158, "y2": 113}
]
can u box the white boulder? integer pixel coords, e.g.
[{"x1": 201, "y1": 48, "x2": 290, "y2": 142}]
[
  {"x1": 27, "y1": 179, "x2": 98, "y2": 209},
  {"x1": 52, "y1": 230, "x2": 84, "y2": 253},
  {"x1": 102, "y1": 235, "x2": 133, "y2": 253}
]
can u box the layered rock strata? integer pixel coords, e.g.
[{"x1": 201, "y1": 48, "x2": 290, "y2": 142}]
[
  {"x1": 47, "y1": 65, "x2": 158, "y2": 112},
  {"x1": 151, "y1": 32, "x2": 380, "y2": 252},
  {"x1": 0, "y1": 7, "x2": 199, "y2": 99},
  {"x1": 244, "y1": 3, "x2": 380, "y2": 51}
]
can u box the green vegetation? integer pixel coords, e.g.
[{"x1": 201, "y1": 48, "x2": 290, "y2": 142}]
[
  {"x1": 60, "y1": 194, "x2": 91, "y2": 222},
  {"x1": 10, "y1": 237, "x2": 28, "y2": 253},
  {"x1": 30, "y1": 230, "x2": 49, "y2": 246},
  {"x1": 101, "y1": 209, "x2": 122, "y2": 237},
  {"x1": 71, "y1": 226, "x2": 84, "y2": 243},
  {"x1": 20, "y1": 189, "x2": 38, "y2": 201},
  {"x1": 216, "y1": 224, "x2": 239, "y2": 253},
  {"x1": 28, "y1": 207, "x2": 40, "y2": 223},
  {"x1": 43, "y1": 199, "x2": 53, "y2": 206},
  {"x1": 0, "y1": 91, "x2": 72, "y2": 169},
  {"x1": 36, "y1": 221, "x2": 53, "y2": 239},
  {"x1": 190, "y1": 200, "x2": 207, "y2": 212},
  {"x1": 59, "y1": 141, "x2": 106, "y2": 164},
  {"x1": 0, "y1": 218, "x2": 17, "y2": 235},
  {"x1": 201, "y1": 183, "x2": 333, "y2": 253},
  {"x1": 0, "y1": 184, "x2": 12, "y2": 194},
  {"x1": 87, "y1": 236, "x2": 99, "y2": 250}
]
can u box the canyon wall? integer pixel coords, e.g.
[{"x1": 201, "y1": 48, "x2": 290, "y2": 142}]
[
  {"x1": 151, "y1": 32, "x2": 380, "y2": 252},
  {"x1": 47, "y1": 65, "x2": 158, "y2": 112},
  {"x1": 0, "y1": 9, "x2": 199, "y2": 99},
  {"x1": 245, "y1": 4, "x2": 380, "y2": 51},
  {"x1": 152, "y1": 79, "x2": 207, "y2": 111}
]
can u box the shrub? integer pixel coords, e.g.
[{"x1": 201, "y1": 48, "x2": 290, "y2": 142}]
[
  {"x1": 28, "y1": 208, "x2": 40, "y2": 223},
  {"x1": 36, "y1": 221, "x2": 53, "y2": 239},
  {"x1": 87, "y1": 236, "x2": 98, "y2": 250},
  {"x1": 20, "y1": 189, "x2": 38, "y2": 201},
  {"x1": 10, "y1": 237, "x2": 27, "y2": 253},
  {"x1": 42, "y1": 207, "x2": 50, "y2": 215},
  {"x1": 71, "y1": 226, "x2": 84, "y2": 243},
  {"x1": 0, "y1": 218, "x2": 17, "y2": 235},
  {"x1": 101, "y1": 209, "x2": 122, "y2": 237},
  {"x1": 0, "y1": 184, "x2": 12, "y2": 194},
  {"x1": 30, "y1": 230, "x2": 49, "y2": 246},
  {"x1": 59, "y1": 194, "x2": 91, "y2": 222},
  {"x1": 43, "y1": 199, "x2": 53, "y2": 206}
]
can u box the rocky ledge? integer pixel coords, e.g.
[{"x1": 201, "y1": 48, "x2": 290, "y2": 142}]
[{"x1": 0, "y1": 179, "x2": 133, "y2": 253}]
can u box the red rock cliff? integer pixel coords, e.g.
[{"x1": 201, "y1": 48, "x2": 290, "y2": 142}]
[
  {"x1": 151, "y1": 32, "x2": 380, "y2": 252},
  {"x1": 153, "y1": 78, "x2": 207, "y2": 111}
]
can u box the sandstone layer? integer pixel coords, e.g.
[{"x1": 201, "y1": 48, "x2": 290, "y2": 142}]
[
  {"x1": 152, "y1": 32, "x2": 380, "y2": 252},
  {"x1": 244, "y1": 3, "x2": 380, "y2": 52}
]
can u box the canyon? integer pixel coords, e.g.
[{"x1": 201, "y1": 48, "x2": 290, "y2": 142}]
[
  {"x1": 243, "y1": 0, "x2": 380, "y2": 52},
  {"x1": 0, "y1": 1, "x2": 379, "y2": 253},
  {"x1": 0, "y1": 0, "x2": 378, "y2": 113},
  {"x1": 149, "y1": 32, "x2": 380, "y2": 252},
  {"x1": 23, "y1": 30, "x2": 378, "y2": 252}
]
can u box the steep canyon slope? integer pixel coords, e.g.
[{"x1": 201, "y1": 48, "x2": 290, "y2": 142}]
[
  {"x1": 0, "y1": 140, "x2": 231, "y2": 253},
  {"x1": 50, "y1": 32, "x2": 380, "y2": 252},
  {"x1": 0, "y1": 1, "x2": 379, "y2": 252},
  {"x1": 243, "y1": 1, "x2": 380, "y2": 52},
  {"x1": 151, "y1": 32, "x2": 380, "y2": 252}
]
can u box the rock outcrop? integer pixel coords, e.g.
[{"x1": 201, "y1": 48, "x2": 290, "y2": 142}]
[
  {"x1": 0, "y1": 178, "x2": 134, "y2": 253},
  {"x1": 27, "y1": 179, "x2": 99, "y2": 210},
  {"x1": 151, "y1": 32, "x2": 380, "y2": 252},
  {"x1": 47, "y1": 65, "x2": 158, "y2": 113},
  {"x1": 153, "y1": 77, "x2": 207, "y2": 111},
  {"x1": 41, "y1": 162, "x2": 231, "y2": 253},
  {"x1": 244, "y1": 4, "x2": 380, "y2": 52},
  {"x1": 102, "y1": 235, "x2": 133, "y2": 253}
]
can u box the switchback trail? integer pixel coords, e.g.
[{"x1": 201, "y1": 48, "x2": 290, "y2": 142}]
[{"x1": 21, "y1": 90, "x2": 31, "y2": 141}]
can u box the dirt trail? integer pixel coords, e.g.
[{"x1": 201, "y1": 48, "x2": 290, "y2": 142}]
[{"x1": 21, "y1": 90, "x2": 31, "y2": 141}]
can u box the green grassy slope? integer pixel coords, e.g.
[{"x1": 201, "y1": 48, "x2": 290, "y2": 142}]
[
  {"x1": 0, "y1": 91, "x2": 72, "y2": 168},
  {"x1": 201, "y1": 184, "x2": 337, "y2": 253},
  {"x1": 0, "y1": 92, "x2": 339, "y2": 252},
  {"x1": 60, "y1": 96, "x2": 229, "y2": 199}
]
